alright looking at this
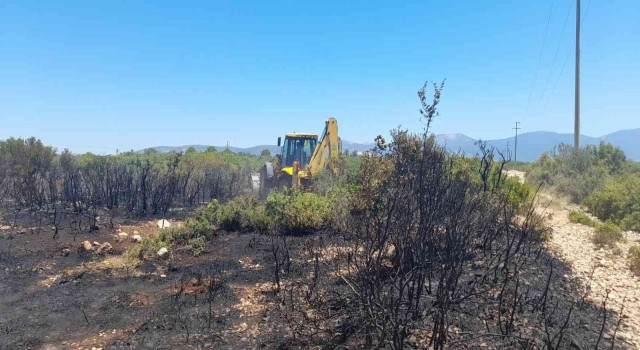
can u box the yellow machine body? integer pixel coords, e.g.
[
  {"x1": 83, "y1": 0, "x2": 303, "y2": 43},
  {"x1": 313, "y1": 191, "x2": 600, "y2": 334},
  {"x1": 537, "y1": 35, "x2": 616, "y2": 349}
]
[{"x1": 259, "y1": 118, "x2": 341, "y2": 193}]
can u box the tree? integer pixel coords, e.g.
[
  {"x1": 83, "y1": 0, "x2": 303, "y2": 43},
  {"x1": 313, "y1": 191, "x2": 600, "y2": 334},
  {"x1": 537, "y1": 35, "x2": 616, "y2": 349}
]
[{"x1": 260, "y1": 148, "x2": 271, "y2": 160}]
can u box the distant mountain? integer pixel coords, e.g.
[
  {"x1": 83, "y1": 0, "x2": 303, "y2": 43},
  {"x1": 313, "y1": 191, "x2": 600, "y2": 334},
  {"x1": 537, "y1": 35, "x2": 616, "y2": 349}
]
[
  {"x1": 443, "y1": 129, "x2": 640, "y2": 162},
  {"x1": 140, "y1": 144, "x2": 281, "y2": 155},
  {"x1": 142, "y1": 129, "x2": 640, "y2": 162},
  {"x1": 142, "y1": 141, "x2": 375, "y2": 156}
]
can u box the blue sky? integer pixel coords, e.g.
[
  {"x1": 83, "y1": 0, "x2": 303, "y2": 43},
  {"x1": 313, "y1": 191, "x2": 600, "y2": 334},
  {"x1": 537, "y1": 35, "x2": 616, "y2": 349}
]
[{"x1": 1, "y1": 0, "x2": 638, "y2": 153}]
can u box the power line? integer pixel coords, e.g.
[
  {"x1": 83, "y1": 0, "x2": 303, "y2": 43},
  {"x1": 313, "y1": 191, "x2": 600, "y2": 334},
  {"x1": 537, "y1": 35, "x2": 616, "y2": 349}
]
[
  {"x1": 540, "y1": 0, "x2": 573, "y2": 102},
  {"x1": 582, "y1": 0, "x2": 593, "y2": 22},
  {"x1": 549, "y1": 49, "x2": 572, "y2": 97},
  {"x1": 526, "y1": 0, "x2": 556, "y2": 112},
  {"x1": 548, "y1": 0, "x2": 593, "y2": 100}
]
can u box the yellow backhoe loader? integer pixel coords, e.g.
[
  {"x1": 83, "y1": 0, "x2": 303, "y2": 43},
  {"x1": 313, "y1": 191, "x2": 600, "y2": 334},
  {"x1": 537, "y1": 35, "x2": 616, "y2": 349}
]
[{"x1": 259, "y1": 118, "x2": 341, "y2": 194}]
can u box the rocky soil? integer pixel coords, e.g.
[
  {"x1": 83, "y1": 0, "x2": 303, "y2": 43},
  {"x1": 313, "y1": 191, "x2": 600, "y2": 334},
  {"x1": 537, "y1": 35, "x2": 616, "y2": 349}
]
[
  {"x1": 507, "y1": 170, "x2": 640, "y2": 349},
  {"x1": 544, "y1": 199, "x2": 640, "y2": 349}
]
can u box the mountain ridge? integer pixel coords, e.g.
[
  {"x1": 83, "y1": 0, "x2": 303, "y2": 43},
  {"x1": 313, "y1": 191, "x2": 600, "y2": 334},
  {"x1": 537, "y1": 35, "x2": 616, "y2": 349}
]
[{"x1": 141, "y1": 128, "x2": 640, "y2": 161}]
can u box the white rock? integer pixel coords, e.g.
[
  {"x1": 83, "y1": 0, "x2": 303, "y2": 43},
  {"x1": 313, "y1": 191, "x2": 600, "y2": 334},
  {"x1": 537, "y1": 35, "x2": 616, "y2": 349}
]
[
  {"x1": 81, "y1": 240, "x2": 94, "y2": 252},
  {"x1": 118, "y1": 232, "x2": 129, "y2": 238},
  {"x1": 96, "y1": 242, "x2": 113, "y2": 255},
  {"x1": 0, "y1": 225, "x2": 11, "y2": 230},
  {"x1": 157, "y1": 247, "x2": 169, "y2": 258},
  {"x1": 236, "y1": 322, "x2": 248, "y2": 332},
  {"x1": 157, "y1": 219, "x2": 171, "y2": 229},
  {"x1": 131, "y1": 234, "x2": 142, "y2": 243}
]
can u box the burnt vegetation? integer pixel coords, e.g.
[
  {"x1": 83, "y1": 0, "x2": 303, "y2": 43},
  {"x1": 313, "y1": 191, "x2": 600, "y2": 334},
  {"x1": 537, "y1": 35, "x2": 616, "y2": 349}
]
[
  {"x1": 0, "y1": 82, "x2": 631, "y2": 349},
  {"x1": 0, "y1": 142, "x2": 260, "y2": 233}
]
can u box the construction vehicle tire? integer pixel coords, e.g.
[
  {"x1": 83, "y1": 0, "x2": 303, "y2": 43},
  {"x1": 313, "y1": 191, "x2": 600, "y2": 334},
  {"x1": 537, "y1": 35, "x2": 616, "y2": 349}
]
[
  {"x1": 277, "y1": 175, "x2": 292, "y2": 190},
  {"x1": 259, "y1": 165, "x2": 269, "y2": 199}
]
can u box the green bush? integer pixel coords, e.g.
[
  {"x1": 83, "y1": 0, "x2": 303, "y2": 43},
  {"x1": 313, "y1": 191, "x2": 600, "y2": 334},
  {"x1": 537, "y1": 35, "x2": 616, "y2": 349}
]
[
  {"x1": 568, "y1": 211, "x2": 597, "y2": 227},
  {"x1": 629, "y1": 245, "x2": 640, "y2": 276},
  {"x1": 312, "y1": 155, "x2": 362, "y2": 195},
  {"x1": 125, "y1": 226, "x2": 189, "y2": 261},
  {"x1": 621, "y1": 212, "x2": 640, "y2": 233},
  {"x1": 586, "y1": 176, "x2": 640, "y2": 225},
  {"x1": 502, "y1": 177, "x2": 534, "y2": 210},
  {"x1": 186, "y1": 201, "x2": 223, "y2": 238},
  {"x1": 188, "y1": 236, "x2": 207, "y2": 256},
  {"x1": 526, "y1": 142, "x2": 633, "y2": 204},
  {"x1": 266, "y1": 190, "x2": 334, "y2": 234},
  {"x1": 593, "y1": 221, "x2": 624, "y2": 247},
  {"x1": 185, "y1": 195, "x2": 271, "y2": 234}
]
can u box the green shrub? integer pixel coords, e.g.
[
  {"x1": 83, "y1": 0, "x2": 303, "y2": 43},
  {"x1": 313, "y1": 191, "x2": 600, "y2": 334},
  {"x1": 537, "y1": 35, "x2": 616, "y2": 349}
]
[
  {"x1": 266, "y1": 190, "x2": 334, "y2": 234},
  {"x1": 526, "y1": 143, "x2": 633, "y2": 204},
  {"x1": 186, "y1": 201, "x2": 222, "y2": 238},
  {"x1": 188, "y1": 236, "x2": 207, "y2": 256},
  {"x1": 586, "y1": 176, "x2": 640, "y2": 225},
  {"x1": 593, "y1": 221, "x2": 624, "y2": 247},
  {"x1": 502, "y1": 177, "x2": 534, "y2": 210},
  {"x1": 554, "y1": 166, "x2": 608, "y2": 203},
  {"x1": 124, "y1": 227, "x2": 182, "y2": 262},
  {"x1": 123, "y1": 224, "x2": 218, "y2": 261},
  {"x1": 184, "y1": 195, "x2": 271, "y2": 234},
  {"x1": 621, "y1": 212, "x2": 640, "y2": 232},
  {"x1": 629, "y1": 245, "x2": 640, "y2": 276},
  {"x1": 568, "y1": 211, "x2": 597, "y2": 227},
  {"x1": 312, "y1": 155, "x2": 362, "y2": 195},
  {"x1": 241, "y1": 203, "x2": 273, "y2": 232}
]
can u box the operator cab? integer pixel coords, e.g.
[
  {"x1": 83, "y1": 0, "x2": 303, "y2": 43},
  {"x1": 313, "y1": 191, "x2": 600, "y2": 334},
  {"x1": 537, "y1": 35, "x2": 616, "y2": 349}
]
[{"x1": 278, "y1": 133, "x2": 318, "y2": 170}]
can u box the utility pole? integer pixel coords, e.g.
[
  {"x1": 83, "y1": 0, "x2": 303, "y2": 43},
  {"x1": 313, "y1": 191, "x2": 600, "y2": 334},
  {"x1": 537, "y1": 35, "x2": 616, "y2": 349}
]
[
  {"x1": 574, "y1": 0, "x2": 581, "y2": 149},
  {"x1": 513, "y1": 122, "x2": 521, "y2": 162}
]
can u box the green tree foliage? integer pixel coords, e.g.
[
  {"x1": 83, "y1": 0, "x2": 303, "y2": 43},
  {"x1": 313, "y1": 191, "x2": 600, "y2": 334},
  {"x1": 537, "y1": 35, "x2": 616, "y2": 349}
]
[{"x1": 260, "y1": 148, "x2": 271, "y2": 161}]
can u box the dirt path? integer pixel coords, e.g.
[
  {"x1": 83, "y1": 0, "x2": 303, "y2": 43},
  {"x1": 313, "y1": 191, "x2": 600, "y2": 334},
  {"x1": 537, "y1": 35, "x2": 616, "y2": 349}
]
[
  {"x1": 506, "y1": 170, "x2": 640, "y2": 349},
  {"x1": 542, "y1": 198, "x2": 640, "y2": 349}
]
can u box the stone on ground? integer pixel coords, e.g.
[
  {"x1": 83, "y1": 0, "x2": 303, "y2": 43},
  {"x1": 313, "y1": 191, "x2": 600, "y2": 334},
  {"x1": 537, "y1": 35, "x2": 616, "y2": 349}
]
[
  {"x1": 81, "y1": 241, "x2": 93, "y2": 252},
  {"x1": 96, "y1": 242, "x2": 113, "y2": 255},
  {"x1": 157, "y1": 247, "x2": 169, "y2": 258},
  {"x1": 157, "y1": 219, "x2": 171, "y2": 229}
]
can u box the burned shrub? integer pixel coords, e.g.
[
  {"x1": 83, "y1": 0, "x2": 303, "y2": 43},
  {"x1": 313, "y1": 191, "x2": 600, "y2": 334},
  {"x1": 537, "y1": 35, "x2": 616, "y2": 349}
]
[{"x1": 279, "y1": 82, "x2": 578, "y2": 349}]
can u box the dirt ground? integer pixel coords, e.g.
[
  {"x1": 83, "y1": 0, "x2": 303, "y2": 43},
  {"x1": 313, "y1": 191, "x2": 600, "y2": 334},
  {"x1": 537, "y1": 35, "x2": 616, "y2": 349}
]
[
  {"x1": 507, "y1": 170, "x2": 640, "y2": 349},
  {"x1": 3, "y1": 178, "x2": 640, "y2": 349},
  {"x1": 0, "y1": 212, "x2": 293, "y2": 350},
  {"x1": 542, "y1": 197, "x2": 640, "y2": 349}
]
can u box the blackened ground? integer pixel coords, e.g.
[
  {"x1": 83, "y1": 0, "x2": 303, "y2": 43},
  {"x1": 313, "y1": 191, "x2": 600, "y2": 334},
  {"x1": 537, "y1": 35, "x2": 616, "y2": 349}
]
[{"x1": 0, "y1": 205, "x2": 635, "y2": 349}]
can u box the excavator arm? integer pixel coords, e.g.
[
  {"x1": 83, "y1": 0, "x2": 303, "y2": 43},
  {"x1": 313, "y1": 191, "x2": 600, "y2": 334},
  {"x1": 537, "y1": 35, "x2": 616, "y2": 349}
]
[{"x1": 307, "y1": 118, "x2": 341, "y2": 176}]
